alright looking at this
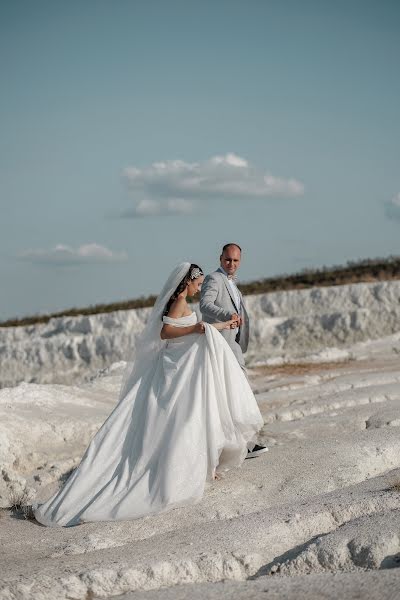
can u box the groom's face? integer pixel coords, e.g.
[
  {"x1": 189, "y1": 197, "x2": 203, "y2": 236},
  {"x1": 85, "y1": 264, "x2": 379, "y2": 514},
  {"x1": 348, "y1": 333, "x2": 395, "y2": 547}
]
[{"x1": 220, "y1": 246, "x2": 241, "y2": 276}]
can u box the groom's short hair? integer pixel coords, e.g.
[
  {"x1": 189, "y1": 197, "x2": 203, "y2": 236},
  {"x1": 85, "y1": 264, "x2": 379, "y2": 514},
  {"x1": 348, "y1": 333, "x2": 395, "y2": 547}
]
[{"x1": 222, "y1": 243, "x2": 242, "y2": 254}]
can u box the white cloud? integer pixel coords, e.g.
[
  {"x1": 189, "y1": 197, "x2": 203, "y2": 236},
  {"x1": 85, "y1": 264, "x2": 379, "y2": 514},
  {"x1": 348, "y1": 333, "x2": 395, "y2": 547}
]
[
  {"x1": 18, "y1": 243, "x2": 128, "y2": 266},
  {"x1": 122, "y1": 198, "x2": 195, "y2": 218},
  {"x1": 385, "y1": 192, "x2": 400, "y2": 221},
  {"x1": 122, "y1": 153, "x2": 304, "y2": 217},
  {"x1": 211, "y1": 153, "x2": 249, "y2": 168}
]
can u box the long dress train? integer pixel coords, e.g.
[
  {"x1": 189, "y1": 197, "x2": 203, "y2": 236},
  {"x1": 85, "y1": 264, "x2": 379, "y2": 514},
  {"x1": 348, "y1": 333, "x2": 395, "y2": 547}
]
[{"x1": 33, "y1": 313, "x2": 264, "y2": 527}]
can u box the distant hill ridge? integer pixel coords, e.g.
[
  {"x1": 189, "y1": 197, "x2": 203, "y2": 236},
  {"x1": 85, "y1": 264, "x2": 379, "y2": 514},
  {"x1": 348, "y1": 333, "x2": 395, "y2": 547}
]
[{"x1": 2, "y1": 255, "x2": 400, "y2": 328}]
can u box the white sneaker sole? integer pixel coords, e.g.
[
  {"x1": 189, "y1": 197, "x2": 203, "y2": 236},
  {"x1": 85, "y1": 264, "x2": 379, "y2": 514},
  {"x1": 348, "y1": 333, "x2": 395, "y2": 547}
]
[{"x1": 246, "y1": 447, "x2": 269, "y2": 459}]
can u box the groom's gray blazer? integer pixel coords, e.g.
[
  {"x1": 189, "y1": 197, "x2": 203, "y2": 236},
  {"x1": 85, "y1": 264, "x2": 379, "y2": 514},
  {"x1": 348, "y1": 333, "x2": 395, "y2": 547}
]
[{"x1": 200, "y1": 269, "x2": 249, "y2": 369}]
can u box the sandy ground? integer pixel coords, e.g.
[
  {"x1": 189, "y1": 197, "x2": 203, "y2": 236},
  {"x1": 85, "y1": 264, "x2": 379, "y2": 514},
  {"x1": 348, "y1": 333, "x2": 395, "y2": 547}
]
[{"x1": 1, "y1": 337, "x2": 400, "y2": 598}]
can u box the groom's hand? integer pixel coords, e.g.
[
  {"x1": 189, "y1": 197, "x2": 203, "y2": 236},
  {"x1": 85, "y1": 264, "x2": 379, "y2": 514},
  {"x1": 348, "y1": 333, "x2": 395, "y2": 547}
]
[
  {"x1": 229, "y1": 314, "x2": 240, "y2": 329},
  {"x1": 223, "y1": 318, "x2": 239, "y2": 330},
  {"x1": 231, "y1": 313, "x2": 242, "y2": 327}
]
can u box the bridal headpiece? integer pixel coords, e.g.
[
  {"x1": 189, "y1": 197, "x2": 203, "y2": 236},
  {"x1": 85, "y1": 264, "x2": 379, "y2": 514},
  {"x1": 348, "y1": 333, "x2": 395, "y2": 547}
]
[{"x1": 190, "y1": 267, "x2": 203, "y2": 279}]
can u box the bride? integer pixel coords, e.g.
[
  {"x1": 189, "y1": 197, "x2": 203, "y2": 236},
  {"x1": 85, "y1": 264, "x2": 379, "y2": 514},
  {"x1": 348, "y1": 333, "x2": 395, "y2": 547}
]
[{"x1": 33, "y1": 262, "x2": 264, "y2": 527}]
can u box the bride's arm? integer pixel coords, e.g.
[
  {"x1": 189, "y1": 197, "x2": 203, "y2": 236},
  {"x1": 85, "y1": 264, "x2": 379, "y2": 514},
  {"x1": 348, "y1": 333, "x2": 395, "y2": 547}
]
[
  {"x1": 211, "y1": 319, "x2": 238, "y2": 331},
  {"x1": 160, "y1": 296, "x2": 205, "y2": 339},
  {"x1": 161, "y1": 322, "x2": 205, "y2": 339},
  {"x1": 161, "y1": 318, "x2": 237, "y2": 339}
]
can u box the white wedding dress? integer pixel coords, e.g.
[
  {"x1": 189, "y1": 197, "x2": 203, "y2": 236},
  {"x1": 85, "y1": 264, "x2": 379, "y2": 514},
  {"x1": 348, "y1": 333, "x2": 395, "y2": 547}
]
[{"x1": 33, "y1": 311, "x2": 263, "y2": 528}]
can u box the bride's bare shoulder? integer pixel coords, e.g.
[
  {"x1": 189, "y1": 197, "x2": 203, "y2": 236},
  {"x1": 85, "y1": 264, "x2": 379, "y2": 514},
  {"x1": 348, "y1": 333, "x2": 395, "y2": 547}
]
[{"x1": 166, "y1": 296, "x2": 187, "y2": 318}]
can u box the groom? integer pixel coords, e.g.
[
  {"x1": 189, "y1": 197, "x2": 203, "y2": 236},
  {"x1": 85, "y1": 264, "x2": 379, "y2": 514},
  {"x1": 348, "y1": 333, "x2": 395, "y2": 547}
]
[{"x1": 200, "y1": 243, "x2": 268, "y2": 459}]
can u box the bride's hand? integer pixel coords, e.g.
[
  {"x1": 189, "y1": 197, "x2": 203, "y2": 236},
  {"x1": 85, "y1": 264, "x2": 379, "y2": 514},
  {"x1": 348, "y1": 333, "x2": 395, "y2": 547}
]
[{"x1": 194, "y1": 322, "x2": 206, "y2": 334}]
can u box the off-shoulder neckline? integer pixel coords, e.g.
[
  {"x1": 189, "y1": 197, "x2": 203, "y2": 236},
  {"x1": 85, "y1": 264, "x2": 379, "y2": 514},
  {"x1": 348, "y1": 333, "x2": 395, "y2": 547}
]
[{"x1": 164, "y1": 312, "x2": 194, "y2": 320}]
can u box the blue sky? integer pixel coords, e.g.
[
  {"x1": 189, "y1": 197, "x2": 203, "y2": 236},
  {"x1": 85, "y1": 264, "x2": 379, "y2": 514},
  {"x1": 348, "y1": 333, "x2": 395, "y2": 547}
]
[{"x1": 1, "y1": 0, "x2": 399, "y2": 320}]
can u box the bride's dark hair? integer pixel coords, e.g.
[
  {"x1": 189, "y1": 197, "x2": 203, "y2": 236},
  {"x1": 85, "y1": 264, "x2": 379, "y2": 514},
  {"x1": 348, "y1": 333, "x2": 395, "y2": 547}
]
[{"x1": 162, "y1": 264, "x2": 204, "y2": 318}]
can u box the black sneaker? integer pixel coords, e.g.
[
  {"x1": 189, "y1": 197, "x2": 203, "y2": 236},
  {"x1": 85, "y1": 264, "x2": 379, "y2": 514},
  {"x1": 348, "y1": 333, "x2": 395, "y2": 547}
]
[{"x1": 246, "y1": 444, "x2": 269, "y2": 459}]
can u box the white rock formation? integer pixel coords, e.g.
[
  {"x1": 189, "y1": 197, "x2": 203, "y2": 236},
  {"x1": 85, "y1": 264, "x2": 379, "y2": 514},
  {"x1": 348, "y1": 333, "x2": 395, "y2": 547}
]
[
  {"x1": 1, "y1": 280, "x2": 400, "y2": 389},
  {"x1": 1, "y1": 332, "x2": 400, "y2": 598},
  {"x1": 112, "y1": 570, "x2": 400, "y2": 600},
  {"x1": 0, "y1": 307, "x2": 150, "y2": 388}
]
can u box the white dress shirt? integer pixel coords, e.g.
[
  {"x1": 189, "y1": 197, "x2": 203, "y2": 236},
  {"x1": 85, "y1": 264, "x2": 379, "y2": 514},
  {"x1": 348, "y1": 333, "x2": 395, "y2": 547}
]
[{"x1": 218, "y1": 267, "x2": 241, "y2": 313}]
